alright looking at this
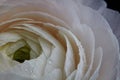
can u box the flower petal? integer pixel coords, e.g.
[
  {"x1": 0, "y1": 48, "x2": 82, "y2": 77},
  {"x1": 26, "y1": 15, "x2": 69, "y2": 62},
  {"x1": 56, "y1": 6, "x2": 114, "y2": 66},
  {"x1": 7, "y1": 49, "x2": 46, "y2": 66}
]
[
  {"x1": 76, "y1": 4, "x2": 119, "y2": 80},
  {"x1": 76, "y1": 0, "x2": 106, "y2": 10},
  {"x1": 100, "y1": 9, "x2": 120, "y2": 46},
  {"x1": 71, "y1": 24, "x2": 95, "y2": 79},
  {"x1": 90, "y1": 47, "x2": 103, "y2": 80},
  {"x1": 66, "y1": 70, "x2": 76, "y2": 80},
  {"x1": 0, "y1": 72, "x2": 32, "y2": 80},
  {"x1": 44, "y1": 69, "x2": 62, "y2": 80},
  {"x1": 61, "y1": 33, "x2": 75, "y2": 77},
  {"x1": 7, "y1": 51, "x2": 47, "y2": 79},
  {"x1": 57, "y1": 26, "x2": 86, "y2": 79},
  {"x1": 0, "y1": 32, "x2": 21, "y2": 46}
]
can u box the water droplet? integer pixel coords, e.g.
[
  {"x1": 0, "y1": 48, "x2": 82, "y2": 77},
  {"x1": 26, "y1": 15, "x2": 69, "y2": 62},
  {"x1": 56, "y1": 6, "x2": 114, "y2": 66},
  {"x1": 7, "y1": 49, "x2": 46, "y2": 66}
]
[
  {"x1": 32, "y1": 74, "x2": 36, "y2": 79},
  {"x1": 48, "y1": 59, "x2": 52, "y2": 64},
  {"x1": 30, "y1": 69, "x2": 33, "y2": 73},
  {"x1": 24, "y1": 68, "x2": 28, "y2": 72}
]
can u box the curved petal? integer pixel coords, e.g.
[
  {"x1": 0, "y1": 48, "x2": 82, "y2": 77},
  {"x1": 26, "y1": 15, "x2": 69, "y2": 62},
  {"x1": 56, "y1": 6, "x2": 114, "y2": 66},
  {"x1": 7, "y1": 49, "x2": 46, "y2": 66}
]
[
  {"x1": 57, "y1": 26, "x2": 86, "y2": 79},
  {"x1": 10, "y1": 23, "x2": 66, "y2": 78},
  {"x1": 0, "y1": 53, "x2": 16, "y2": 71},
  {"x1": 61, "y1": 33, "x2": 75, "y2": 77},
  {"x1": 76, "y1": 0, "x2": 106, "y2": 10},
  {"x1": 100, "y1": 9, "x2": 120, "y2": 46},
  {"x1": 0, "y1": 32, "x2": 21, "y2": 46},
  {"x1": 76, "y1": 4, "x2": 119, "y2": 80},
  {"x1": 74, "y1": 24, "x2": 95, "y2": 80},
  {"x1": 90, "y1": 47, "x2": 103, "y2": 80}
]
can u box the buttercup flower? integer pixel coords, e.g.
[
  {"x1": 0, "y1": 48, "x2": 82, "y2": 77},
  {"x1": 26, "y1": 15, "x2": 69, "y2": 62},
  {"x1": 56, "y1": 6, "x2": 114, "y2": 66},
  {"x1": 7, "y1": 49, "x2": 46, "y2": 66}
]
[{"x1": 0, "y1": 0, "x2": 119, "y2": 80}]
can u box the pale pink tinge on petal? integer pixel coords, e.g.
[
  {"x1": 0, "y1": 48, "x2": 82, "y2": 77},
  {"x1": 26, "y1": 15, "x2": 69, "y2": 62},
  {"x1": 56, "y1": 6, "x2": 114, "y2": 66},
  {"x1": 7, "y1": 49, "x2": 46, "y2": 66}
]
[{"x1": 75, "y1": 4, "x2": 119, "y2": 80}]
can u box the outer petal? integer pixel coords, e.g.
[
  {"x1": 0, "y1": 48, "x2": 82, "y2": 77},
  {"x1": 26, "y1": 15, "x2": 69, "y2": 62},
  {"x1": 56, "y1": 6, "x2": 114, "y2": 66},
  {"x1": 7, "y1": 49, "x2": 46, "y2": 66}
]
[
  {"x1": 75, "y1": 0, "x2": 106, "y2": 10},
  {"x1": 75, "y1": 4, "x2": 119, "y2": 80},
  {"x1": 98, "y1": 9, "x2": 120, "y2": 80},
  {"x1": 78, "y1": 2, "x2": 120, "y2": 79},
  {"x1": 100, "y1": 9, "x2": 120, "y2": 46}
]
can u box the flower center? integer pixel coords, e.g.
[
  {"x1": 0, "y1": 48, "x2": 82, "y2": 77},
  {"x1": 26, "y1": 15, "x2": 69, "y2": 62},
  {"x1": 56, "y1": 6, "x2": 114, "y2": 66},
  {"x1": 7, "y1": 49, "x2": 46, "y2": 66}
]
[
  {"x1": 13, "y1": 45, "x2": 30, "y2": 63},
  {"x1": 0, "y1": 39, "x2": 33, "y2": 63}
]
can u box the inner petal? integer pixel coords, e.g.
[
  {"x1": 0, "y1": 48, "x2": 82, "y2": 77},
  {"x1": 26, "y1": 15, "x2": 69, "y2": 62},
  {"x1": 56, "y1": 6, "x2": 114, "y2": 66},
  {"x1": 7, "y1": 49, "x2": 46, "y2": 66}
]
[{"x1": 0, "y1": 39, "x2": 31, "y2": 63}]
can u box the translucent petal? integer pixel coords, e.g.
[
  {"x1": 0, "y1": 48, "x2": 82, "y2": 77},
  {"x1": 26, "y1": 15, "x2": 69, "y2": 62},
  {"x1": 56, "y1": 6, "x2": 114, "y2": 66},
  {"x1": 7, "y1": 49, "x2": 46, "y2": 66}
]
[
  {"x1": 100, "y1": 9, "x2": 120, "y2": 46},
  {"x1": 76, "y1": 4, "x2": 119, "y2": 80},
  {"x1": 75, "y1": 0, "x2": 106, "y2": 10},
  {"x1": 0, "y1": 32, "x2": 21, "y2": 46}
]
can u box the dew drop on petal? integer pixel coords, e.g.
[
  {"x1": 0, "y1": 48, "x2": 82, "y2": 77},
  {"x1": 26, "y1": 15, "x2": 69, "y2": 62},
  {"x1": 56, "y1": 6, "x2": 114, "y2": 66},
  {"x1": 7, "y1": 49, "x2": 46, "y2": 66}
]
[{"x1": 48, "y1": 59, "x2": 52, "y2": 64}]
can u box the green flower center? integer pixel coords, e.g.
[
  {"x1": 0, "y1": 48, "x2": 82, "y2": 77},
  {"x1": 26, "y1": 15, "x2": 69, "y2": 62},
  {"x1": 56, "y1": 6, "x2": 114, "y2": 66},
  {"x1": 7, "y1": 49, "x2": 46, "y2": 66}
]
[{"x1": 13, "y1": 45, "x2": 30, "y2": 63}]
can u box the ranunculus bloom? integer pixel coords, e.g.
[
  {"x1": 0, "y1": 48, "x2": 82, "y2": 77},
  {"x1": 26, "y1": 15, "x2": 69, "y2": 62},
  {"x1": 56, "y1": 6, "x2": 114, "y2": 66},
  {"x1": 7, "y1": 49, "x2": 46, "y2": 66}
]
[{"x1": 0, "y1": 0, "x2": 119, "y2": 80}]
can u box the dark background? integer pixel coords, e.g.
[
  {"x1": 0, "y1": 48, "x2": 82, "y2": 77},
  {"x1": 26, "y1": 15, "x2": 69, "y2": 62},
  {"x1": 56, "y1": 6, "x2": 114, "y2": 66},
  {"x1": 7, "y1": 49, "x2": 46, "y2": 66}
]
[{"x1": 104, "y1": 0, "x2": 120, "y2": 12}]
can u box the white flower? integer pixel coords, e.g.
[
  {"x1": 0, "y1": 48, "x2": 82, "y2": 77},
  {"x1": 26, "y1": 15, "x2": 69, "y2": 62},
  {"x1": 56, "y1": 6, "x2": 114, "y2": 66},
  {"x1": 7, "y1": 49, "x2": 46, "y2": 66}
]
[{"x1": 0, "y1": 0, "x2": 119, "y2": 80}]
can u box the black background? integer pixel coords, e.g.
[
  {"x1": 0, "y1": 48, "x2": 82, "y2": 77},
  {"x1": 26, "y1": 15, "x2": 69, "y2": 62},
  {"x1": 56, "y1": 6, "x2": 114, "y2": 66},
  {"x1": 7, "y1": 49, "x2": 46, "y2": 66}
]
[{"x1": 104, "y1": 0, "x2": 120, "y2": 12}]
